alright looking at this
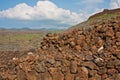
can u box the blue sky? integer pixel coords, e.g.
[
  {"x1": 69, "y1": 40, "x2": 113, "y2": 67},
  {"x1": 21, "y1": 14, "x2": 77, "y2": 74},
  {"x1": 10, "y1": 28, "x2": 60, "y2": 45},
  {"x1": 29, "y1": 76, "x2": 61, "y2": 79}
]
[{"x1": 0, "y1": 0, "x2": 120, "y2": 29}]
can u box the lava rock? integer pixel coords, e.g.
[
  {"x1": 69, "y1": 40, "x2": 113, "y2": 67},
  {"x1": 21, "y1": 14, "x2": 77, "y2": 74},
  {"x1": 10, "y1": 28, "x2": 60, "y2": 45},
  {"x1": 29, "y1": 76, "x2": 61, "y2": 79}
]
[{"x1": 70, "y1": 60, "x2": 78, "y2": 74}]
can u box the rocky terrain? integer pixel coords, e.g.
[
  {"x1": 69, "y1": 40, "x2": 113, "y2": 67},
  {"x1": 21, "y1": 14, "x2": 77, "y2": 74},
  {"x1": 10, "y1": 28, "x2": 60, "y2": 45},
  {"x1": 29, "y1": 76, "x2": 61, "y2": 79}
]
[
  {"x1": 0, "y1": 15, "x2": 119, "y2": 80},
  {"x1": 0, "y1": 8, "x2": 120, "y2": 80},
  {"x1": 71, "y1": 8, "x2": 120, "y2": 30}
]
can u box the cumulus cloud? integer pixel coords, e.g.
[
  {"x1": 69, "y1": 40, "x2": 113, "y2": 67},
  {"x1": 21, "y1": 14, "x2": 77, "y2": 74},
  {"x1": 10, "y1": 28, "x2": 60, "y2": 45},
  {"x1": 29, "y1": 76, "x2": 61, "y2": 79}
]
[
  {"x1": 0, "y1": 1, "x2": 85, "y2": 25},
  {"x1": 110, "y1": 0, "x2": 120, "y2": 9}
]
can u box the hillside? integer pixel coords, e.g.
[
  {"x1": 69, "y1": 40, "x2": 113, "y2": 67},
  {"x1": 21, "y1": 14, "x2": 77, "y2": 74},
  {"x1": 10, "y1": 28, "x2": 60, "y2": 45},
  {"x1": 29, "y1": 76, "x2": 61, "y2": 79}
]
[
  {"x1": 0, "y1": 9, "x2": 120, "y2": 80},
  {"x1": 70, "y1": 8, "x2": 120, "y2": 30}
]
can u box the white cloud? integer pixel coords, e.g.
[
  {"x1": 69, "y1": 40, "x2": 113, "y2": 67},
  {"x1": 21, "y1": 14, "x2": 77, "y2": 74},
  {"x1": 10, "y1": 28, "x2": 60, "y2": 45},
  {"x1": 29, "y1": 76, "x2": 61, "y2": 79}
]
[
  {"x1": 110, "y1": 0, "x2": 120, "y2": 9},
  {"x1": 0, "y1": 1, "x2": 86, "y2": 25},
  {"x1": 0, "y1": 3, "x2": 33, "y2": 20}
]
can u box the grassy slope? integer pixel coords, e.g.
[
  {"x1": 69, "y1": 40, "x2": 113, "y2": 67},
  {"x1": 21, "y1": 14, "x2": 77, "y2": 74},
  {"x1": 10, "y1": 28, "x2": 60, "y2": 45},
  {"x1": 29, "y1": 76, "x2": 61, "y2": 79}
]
[
  {"x1": 70, "y1": 9, "x2": 120, "y2": 30},
  {"x1": 0, "y1": 33, "x2": 44, "y2": 51},
  {"x1": 0, "y1": 30, "x2": 64, "y2": 51}
]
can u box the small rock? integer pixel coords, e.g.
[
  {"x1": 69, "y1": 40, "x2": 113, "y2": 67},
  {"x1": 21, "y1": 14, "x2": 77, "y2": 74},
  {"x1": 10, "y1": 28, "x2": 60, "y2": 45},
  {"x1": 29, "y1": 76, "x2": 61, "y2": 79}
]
[
  {"x1": 34, "y1": 63, "x2": 46, "y2": 73},
  {"x1": 94, "y1": 57, "x2": 104, "y2": 67},
  {"x1": 81, "y1": 67, "x2": 88, "y2": 75},
  {"x1": 46, "y1": 33, "x2": 53, "y2": 37},
  {"x1": 91, "y1": 45, "x2": 97, "y2": 52},
  {"x1": 95, "y1": 58, "x2": 103, "y2": 63},
  {"x1": 98, "y1": 39, "x2": 103, "y2": 46},
  {"x1": 70, "y1": 41, "x2": 76, "y2": 47},
  {"x1": 116, "y1": 42, "x2": 120, "y2": 46},
  {"x1": 113, "y1": 59, "x2": 120, "y2": 66},
  {"x1": 76, "y1": 35, "x2": 85, "y2": 45},
  {"x1": 89, "y1": 74, "x2": 101, "y2": 80},
  {"x1": 70, "y1": 60, "x2": 78, "y2": 74},
  {"x1": 116, "y1": 32, "x2": 120, "y2": 38},
  {"x1": 27, "y1": 52, "x2": 33, "y2": 55},
  {"x1": 82, "y1": 61, "x2": 98, "y2": 70},
  {"x1": 116, "y1": 66, "x2": 120, "y2": 73},
  {"x1": 75, "y1": 67, "x2": 89, "y2": 80},
  {"x1": 41, "y1": 46, "x2": 47, "y2": 50},
  {"x1": 49, "y1": 68, "x2": 64, "y2": 80},
  {"x1": 98, "y1": 67, "x2": 107, "y2": 75},
  {"x1": 97, "y1": 46, "x2": 104, "y2": 52},
  {"x1": 101, "y1": 74, "x2": 108, "y2": 79},
  {"x1": 85, "y1": 55, "x2": 93, "y2": 61},
  {"x1": 107, "y1": 69, "x2": 117, "y2": 75},
  {"x1": 88, "y1": 70, "x2": 97, "y2": 77},
  {"x1": 26, "y1": 70, "x2": 38, "y2": 80},
  {"x1": 106, "y1": 62, "x2": 114, "y2": 69},
  {"x1": 17, "y1": 70, "x2": 26, "y2": 80},
  {"x1": 75, "y1": 45, "x2": 81, "y2": 51},
  {"x1": 19, "y1": 62, "x2": 32, "y2": 72},
  {"x1": 0, "y1": 74, "x2": 3, "y2": 80},
  {"x1": 47, "y1": 58, "x2": 55, "y2": 65},
  {"x1": 55, "y1": 61, "x2": 61, "y2": 67},
  {"x1": 115, "y1": 74, "x2": 120, "y2": 80},
  {"x1": 106, "y1": 30, "x2": 114, "y2": 37},
  {"x1": 26, "y1": 54, "x2": 36, "y2": 62},
  {"x1": 38, "y1": 71, "x2": 52, "y2": 80},
  {"x1": 116, "y1": 54, "x2": 120, "y2": 59},
  {"x1": 12, "y1": 57, "x2": 17, "y2": 60},
  {"x1": 65, "y1": 72, "x2": 74, "y2": 80}
]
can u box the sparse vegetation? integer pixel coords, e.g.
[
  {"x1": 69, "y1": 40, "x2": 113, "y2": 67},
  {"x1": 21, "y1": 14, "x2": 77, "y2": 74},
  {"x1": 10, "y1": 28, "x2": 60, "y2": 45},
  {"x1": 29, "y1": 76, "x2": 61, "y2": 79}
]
[
  {"x1": 89, "y1": 12, "x2": 120, "y2": 21},
  {"x1": 0, "y1": 29, "x2": 64, "y2": 51},
  {"x1": 70, "y1": 8, "x2": 120, "y2": 30},
  {"x1": 0, "y1": 30, "x2": 45, "y2": 51}
]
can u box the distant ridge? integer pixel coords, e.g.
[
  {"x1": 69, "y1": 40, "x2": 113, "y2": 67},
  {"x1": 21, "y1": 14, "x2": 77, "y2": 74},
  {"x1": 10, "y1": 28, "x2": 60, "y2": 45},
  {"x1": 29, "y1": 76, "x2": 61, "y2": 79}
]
[
  {"x1": 70, "y1": 8, "x2": 120, "y2": 30},
  {"x1": 88, "y1": 8, "x2": 120, "y2": 20}
]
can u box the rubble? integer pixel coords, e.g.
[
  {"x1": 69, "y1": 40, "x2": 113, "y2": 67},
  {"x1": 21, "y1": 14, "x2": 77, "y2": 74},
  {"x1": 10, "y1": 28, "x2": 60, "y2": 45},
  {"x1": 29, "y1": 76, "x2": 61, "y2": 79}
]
[{"x1": 0, "y1": 19, "x2": 120, "y2": 80}]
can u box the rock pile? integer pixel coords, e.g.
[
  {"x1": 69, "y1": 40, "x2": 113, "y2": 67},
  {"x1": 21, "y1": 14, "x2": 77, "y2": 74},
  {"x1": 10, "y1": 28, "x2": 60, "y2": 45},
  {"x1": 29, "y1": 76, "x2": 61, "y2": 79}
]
[{"x1": 0, "y1": 20, "x2": 120, "y2": 80}]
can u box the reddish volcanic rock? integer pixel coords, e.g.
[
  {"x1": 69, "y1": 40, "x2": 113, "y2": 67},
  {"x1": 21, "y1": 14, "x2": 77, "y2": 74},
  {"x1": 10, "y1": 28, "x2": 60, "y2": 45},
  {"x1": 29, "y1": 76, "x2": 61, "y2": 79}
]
[{"x1": 0, "y1": 18, "x2": 120, "y2": 80}]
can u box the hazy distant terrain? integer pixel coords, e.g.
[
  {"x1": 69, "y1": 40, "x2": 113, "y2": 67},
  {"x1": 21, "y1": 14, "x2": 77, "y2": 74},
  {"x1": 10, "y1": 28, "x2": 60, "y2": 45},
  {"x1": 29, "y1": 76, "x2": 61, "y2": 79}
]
[
  {"x1": 0, "y1": 30, "x2": 47, "y2": 51},
  {"x1": 0, "y1": 29, "x2": 64, "y2": 51}
]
